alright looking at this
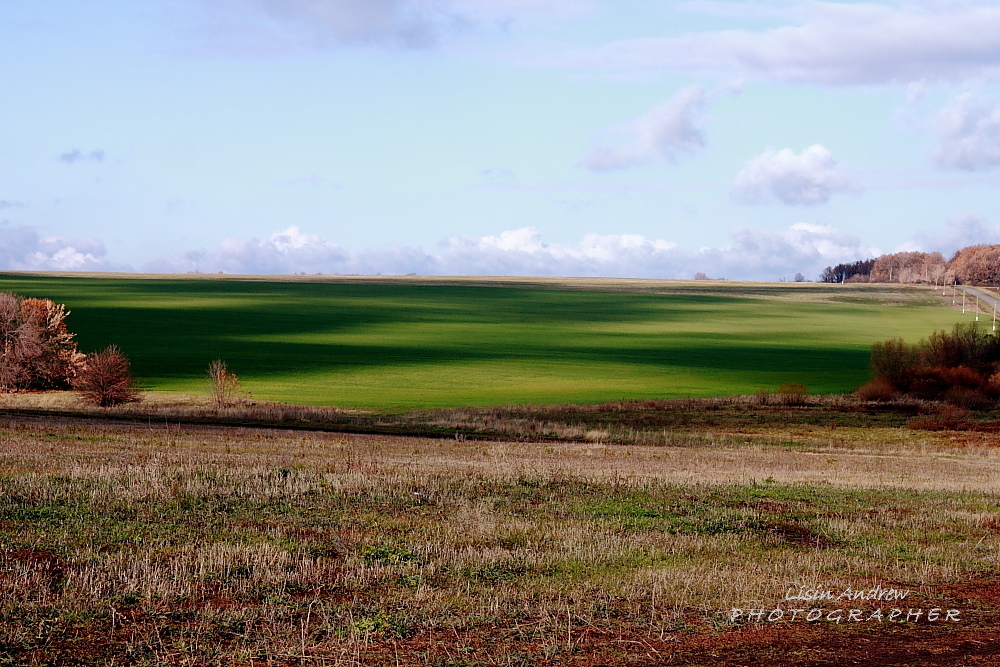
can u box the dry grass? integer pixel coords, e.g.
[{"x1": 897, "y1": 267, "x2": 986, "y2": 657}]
[
  {"x1": 0, "y1": 389, "x2": 963, "y2": 444},
  {"x1": 1, "y1": 411, "x2": 999, "y2": 665}
]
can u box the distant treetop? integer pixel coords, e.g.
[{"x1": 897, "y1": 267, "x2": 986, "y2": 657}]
[{"x1": 819, "y1": 244, "x2": 1000, "y2": 285}]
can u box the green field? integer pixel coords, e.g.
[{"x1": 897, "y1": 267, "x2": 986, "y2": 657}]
[{"x1": 0, "y1": 274, "x2": 973, "y2": 408}]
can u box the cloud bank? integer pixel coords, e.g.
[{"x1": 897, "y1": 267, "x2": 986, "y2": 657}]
[
  {"x1": 0, "y1": 225, "x2": 114, "y2": 271},
  {"x1": 733, "y1": 145, "x2": 854, "y2": 205},
  {"x1": 146, "y1": 223, "x2": 875, "y2": 282},
  {"x1": 579, "y1": 4, "x2": 1000, "y2": 85},
  {"x1": 915, "y1": 214, "x2": 1000, "y2": 256},
  {"x1": 935, "y1": 94, "x2": 1000, "y2": 170}
]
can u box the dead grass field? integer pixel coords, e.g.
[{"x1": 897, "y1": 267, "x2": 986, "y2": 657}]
[{"x1": 2, "y1": 403, "x2": 1000, "y2": 665}]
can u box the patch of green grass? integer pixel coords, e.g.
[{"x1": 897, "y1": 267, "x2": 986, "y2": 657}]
[
  {"x1": 361, "y1": 544, "x2": 423, "y2": 565},
  {"x1": 0, "y1": 275, "x2": 971, "y2": 407}
]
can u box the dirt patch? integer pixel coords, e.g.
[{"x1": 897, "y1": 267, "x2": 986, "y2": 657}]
[
  {"x1": 302, "y1": 619, "x2": 1000, "y2": 666},
  {"x1": 766, "y1": 520, "x2": 839, "y2": 549},
  {"x1": 3, "y1": 547, "x2": 68, "y2": 592}
]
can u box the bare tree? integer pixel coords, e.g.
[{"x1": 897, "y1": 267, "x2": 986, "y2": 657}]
[
  {"x1": 73, "y1": 345, "x2": 141, "y2": 407},
  {"x1": 950, "y1": 244, "x2": 1000, "y2": 284},
  {"x1": 207, "y1": 359, "x2": 241, "y2": 408},
  {"x1": 870, "y1": 251, "x2": 946, "y2": 284}
]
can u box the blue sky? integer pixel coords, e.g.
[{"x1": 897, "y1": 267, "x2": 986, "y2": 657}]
[{"x1": 4, "y1": 0, "x2": 1000, "y2": 280}]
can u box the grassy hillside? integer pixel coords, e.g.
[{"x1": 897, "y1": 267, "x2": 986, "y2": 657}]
[{"x1": 0, "y1": 274, "x2": 974, "y2": 407}]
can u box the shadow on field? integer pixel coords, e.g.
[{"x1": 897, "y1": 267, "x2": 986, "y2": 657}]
[{"x1": 0, "y1": 277, "x2": 882, "y2": 401}]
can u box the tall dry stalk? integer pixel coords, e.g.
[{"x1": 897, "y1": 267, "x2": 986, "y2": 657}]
[{"x1": 207, "y1": 358, "x2": 241, "y2": 408}]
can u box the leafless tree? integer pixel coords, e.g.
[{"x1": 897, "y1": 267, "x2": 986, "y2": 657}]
[
  {"x1": 950, "y1": 245, "x2": 1000, "y2": 285},
  {"x1": 870, "y1": 251, "x2": 946, "y2": 284},
  {"x1": 207, "y1": 359, "x2": 241, "y2": 408}
]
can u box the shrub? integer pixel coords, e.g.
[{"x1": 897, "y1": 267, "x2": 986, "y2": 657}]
[
  {"x1": 943, "y1": 387, "x2": 991, "y2": 410},
  {"x1": 207, "y1": 359, "x2": 241, "y2": 408},
  {"x1": 869, "y1": 338, "x2": 920, "y2": 390},
  {"x1": 73, "y1": 346, "x2": 141, "y2": 407},
  {"x1": 777, "y1": 383, "x2": 809, "y2": 406},
  {"x1": 922, "y1": 324, "x2": 1000, "y2": 373},
  {"x1": 865, "y1": 324, "x2": 1000, "y2": 403},
  {"x1": 908, "y1": 405, "x2": 970, "y2": 431},
  {"x1": 0, "y1": 293, "x2": 85, "y2": 391},
  {"x1": 907, "y1": 371, "x2": 949, "y2": 400},
  {"x1": 989, "y1": 371, "x2": 1000, "y2": 395},
  {"x1": 855, "y1": 377, "x2": 899, "y2": 402}
]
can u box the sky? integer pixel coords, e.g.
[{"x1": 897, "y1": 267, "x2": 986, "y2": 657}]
[{"x1": 4, "y1": 0, "x2": 1000, "y2": 281}]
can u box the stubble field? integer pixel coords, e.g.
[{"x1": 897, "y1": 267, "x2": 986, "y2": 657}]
[{"x1": 2, "y1": 402, "x2": 999, "y2": 665}]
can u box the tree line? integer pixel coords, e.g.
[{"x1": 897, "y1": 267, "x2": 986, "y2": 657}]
[{"x1": 820, "y1": 244, "x2": 1000, "y2": 285}]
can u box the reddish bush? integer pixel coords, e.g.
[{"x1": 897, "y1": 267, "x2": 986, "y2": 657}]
[
  {"x1": 922, "y1": 324, "x2": 999, "y2": 373},
  {"x1": 937, "y1": 366, "x2": 986, "y2": 390},
  {"x1": 943, "y1": 387, "x2": 992, "y2": 410},
  {"x1": 865, "y1": 323, "x2": 1000, "y2": 404},
  {"x1": 908, "y1": 405, "x2": 970, "y2": 431},
  {"x1": 0, "y1": 293, "x2": 85, "y2": 391},
  {"x1": 855, "y1": 377, "x2": 899, "y2": 402},
  {"x1": 73, "y1": 346, "x2": 141, "y2": 407}
]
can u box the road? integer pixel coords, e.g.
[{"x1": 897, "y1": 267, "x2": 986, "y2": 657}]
[{"x1": 954, "y1": 285, "x2": 999, "y2": 325}]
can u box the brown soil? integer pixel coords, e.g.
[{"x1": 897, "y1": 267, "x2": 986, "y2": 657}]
[
  {"x1": 12, "y1": 583, "x2": 998, "y2": 666},
  {"x1": 339, "y1": 585, "x2": 1000, "y2": 667}
]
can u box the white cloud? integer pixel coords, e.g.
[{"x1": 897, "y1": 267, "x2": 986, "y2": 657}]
[
  {"x1": 0, "y1": 225, "x2": 114, "y2": 271},
  {"x1": 733, "y1": 145, "x2": 854, "y2": 206},
  {"x1": 935, "y1": 93, "x2": 1000, "y2": 170},
  {"x1": 441, "y1": 227, "x2": 679, "y2": 276},
  {"x1": 706, "y1": 222, "x2": 877, "y2": 280},
  {"x1": 584, "y1": 86, "x2": 712, "y2": 171},
  {"x1": 915, "y1": 214, "x2": 1000, "y2": 255},
  {"x1": 577, "y1": 4, "x2": 1000, "y2": 85},
  {"x1": 147, "y1": 226, "x2": 440, "y2": 275},
  {"x1": 147, "y1": 223, "x2": 873, "y2": 282}
]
